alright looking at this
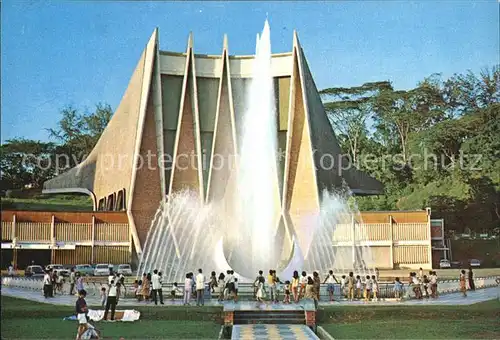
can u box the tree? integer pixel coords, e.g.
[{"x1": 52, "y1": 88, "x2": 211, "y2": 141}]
[
  {"x1": 47, "y1": 103, "x2": 112, "y2": 167},
  {"x1": 0, "y1": 139, "x2": 57, "y2": 190},
  {"x1": 321, "y1": 81, "x2": 391, "y2": 164}
]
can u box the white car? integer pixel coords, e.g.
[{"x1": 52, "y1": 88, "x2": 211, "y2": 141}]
[
  {"x1": 46, "y1": 264, "x2": 64, "y2": 271},
  {"x1": 439, "y1": 259, "x2": 451, "y2": 268},
  {"x1": 469, "y1": 259, "x2": 481, "y2": 268},
  {"x1": 94, "y1": 264, "x2": 111, "y2": 276},
  {"x1": 117, "y1": 264, "x2": 132, "y2": 276}
]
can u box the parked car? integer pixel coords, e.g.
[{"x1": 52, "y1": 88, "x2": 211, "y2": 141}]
[
  {"x1": 439, "y1": 259, "x2": 451, "y2": 269},
  {"x1": 45, "y1": 264, "x2": 64, "y2": 271},
  {"x1": 75, "y1": 264, "x2": 94, "y2": 276},
  {"x1": 469, "y1": 259, "x2": 481, "y2": 268},
  {"x1": 94, "y1": 264, "x2": 111, "y2": 276},
  {"x1": 54, "y1": 268, "x2": 70, "y2": 277},
  {"x1": 25, "y1": 265, "x2": 45, "y2": 278},
  {"x1": 451, "y1": 261, "x2": 463, "y2": 268},
  {"x1": 117, "y1": 264, "x2": 132, "y2": 276}
]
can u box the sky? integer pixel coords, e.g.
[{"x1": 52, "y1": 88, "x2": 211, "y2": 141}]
[{"x1": 1, "y1": 0, "x2": 498, "y2": 142}]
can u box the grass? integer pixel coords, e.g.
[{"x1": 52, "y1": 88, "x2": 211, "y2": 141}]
[
  {"x1": 1, "y1": 296, "x2": 222, "y2": 339},
  {"x1": 2, "y1": 295, "x2": 500, "y2": 339},
  {"x1": 2, "y1": 194, "x2": 93, "y2": 211},
  {"x1": 319, "y1": 300, "x2": 500, "y2": 339}
]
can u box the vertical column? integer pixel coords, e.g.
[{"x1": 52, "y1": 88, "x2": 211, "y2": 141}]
[
  {"x1": 426, "y1": 210, "x2": 432, "y2": 269},
  {"x1": 91, "y1": 215, "x2": 96, "y2": 264},
  {"x1": 389, "y1": 215, "x2": 394, "y2": 269},
  {"x1": 12, "y1": 214, "x2": 17, "y2": 269},
  {"x1": 351, "y1": 215, "x2": 355, "y2": 267},
  {"x1": 50, "y1": 215, "x2": 56, "y2": 264}
]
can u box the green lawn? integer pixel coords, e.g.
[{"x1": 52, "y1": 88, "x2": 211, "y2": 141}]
[
  {"x1": 319, "y1": 300, "x2": 500, "y2": 339},
  {"x1": 2, "y1": 195, "x2": 93, "y2": 211},
  {"x1": 1, "y1": 296, "x2": 222, "y2": 339},
  {"x1": 2, "y1": 296, "x2": 500, "y2": 339}
]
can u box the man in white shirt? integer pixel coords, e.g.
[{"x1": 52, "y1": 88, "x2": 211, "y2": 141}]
[
  {"x1": 151, "y1": 269, "x2": 164, "y2": 305},
  {"x1": 195, "y1": 269, "x2": 205, "y2": 306},
  {"x1": 43, "y1": 271, "x2": 51, "y2": 298},
  {"x1": 69, "y1": 268, "x2": 76, "y2": 295},
  {"x1": 103, "y1": 280, "x2": 120, "y2": 322}
]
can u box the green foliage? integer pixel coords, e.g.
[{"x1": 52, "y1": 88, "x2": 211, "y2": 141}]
[
  {"x1": 324, "y1": 66, "x2": 500, "y2": 232},
  {"x1": 1, "y1": 104, "x2": 112, "y2": 191}
]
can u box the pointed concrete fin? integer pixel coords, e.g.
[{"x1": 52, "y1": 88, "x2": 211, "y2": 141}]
[
  {"x1": 187, "y1": 32, "x2": 194, "y2": 50},
  {"x1": 223, "y1": 34, "x2": 228, "y2": 49},
  {"x1": 295, "y1": 39, "x2": 384, "y2": 195}
]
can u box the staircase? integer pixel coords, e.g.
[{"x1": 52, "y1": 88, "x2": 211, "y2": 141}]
[{"x1": 233, "y1": 310, "x2": 305, "y2": 325}]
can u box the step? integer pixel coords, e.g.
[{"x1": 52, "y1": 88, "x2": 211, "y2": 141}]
[{"x1": 231, "y1": 324, "x2": 318, "y2": 340}]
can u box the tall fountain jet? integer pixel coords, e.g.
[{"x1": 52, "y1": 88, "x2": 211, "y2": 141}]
[
  {"x1": 224, "y1": 19, "x2": 280, "y2": 277},
  {"x1": 136, "y1": 20, "x2": 376, "y2": 283}
]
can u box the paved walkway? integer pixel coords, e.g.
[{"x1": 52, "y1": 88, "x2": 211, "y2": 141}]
[
  {"x1": 231, "y1": 325, "x2": 318, "y2": 340},
  {"x1": 1, "y1": 286, "x2": 498, "y2": 307}
]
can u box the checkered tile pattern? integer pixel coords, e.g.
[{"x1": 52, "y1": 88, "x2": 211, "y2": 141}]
[{"x1": 231, "y1": 324, "x2": 318, "y2": 340}]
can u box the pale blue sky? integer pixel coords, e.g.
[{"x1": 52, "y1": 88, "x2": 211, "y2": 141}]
[{"x1": 2, "y1": 0, "x2": 498, "y2": 142}]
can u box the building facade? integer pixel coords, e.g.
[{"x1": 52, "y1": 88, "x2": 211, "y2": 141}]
[
  {"x1": 1, "y1": 209, "x2": 446, "y2": 269},
  {"x1": 41, "y1": 28, "x2": 383, "y2": 260}
]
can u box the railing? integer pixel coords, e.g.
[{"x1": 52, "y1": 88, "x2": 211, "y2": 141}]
[{"x1": 2, "y1": 276, "x2": 498, "y2": 301}]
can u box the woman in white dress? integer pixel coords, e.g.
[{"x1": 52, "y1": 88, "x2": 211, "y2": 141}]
[{"x1": 256, "y1": 277, "x2": 266, "y2": 302}]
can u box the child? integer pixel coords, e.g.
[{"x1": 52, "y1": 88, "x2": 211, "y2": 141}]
[
  {"x1": 171, "y1": 282, "x2": 182, "y2": 301},
  {"x1": 298, "y1": 271, "x2": 307, "y2": 299},
  {"x1": 394, "y1": 277, "x2": 403, "y2": 300},
  {"x1": 233, "y1": 278, "x2": 239, "y2": 302},
  {"x1": 423, "y1": 275, "x2": 430, "y2": 298},
  {"x1": 131, "y1": 280, "x2": 139, "y2": 298},
  {"x1": 340, "y1": 275, "x2": 346, "y2": 298},
  {"x1": 372, "y1": 275, "x2": 378, "y2": 301},
  {"x1": 283, "y1": 280, "x2": 291, "y2": 303},
  {"x1": 459, "y1": 270, "x2": 467, "y2": 297},
  {"x1": 364, "y1": 275, "x2": 372, "y2": 301},
  {"x1": 355, "y1": 275, "x2": 362, "y2": 299},
  {"x1": 323, "y1": 270, "x2": 337, "y2": 302},
  {"x1": 136, "y1": 280, "x2": 143, "y2": 301},
  {"x1": 218, "y1": 273, "x2": 225, "y2": 301},
  {"x1": 256, "y1": 276, "x2": 266, "y2": 303},
  {"x1": 209, "y1": 271, "x2": 217, "y2": 293},
  {"x1": 100, "y1": 286, "x2": 107, "y2": 307},
  {"x1": 57, "y1": 272, "x2": 64, "y2": 294}
]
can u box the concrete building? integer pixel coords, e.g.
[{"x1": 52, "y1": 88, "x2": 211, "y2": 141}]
[
  {"x1": 41, "y1": 28, "x2": 384, "y2": 261},
  {"x1": 1, "y1": 209, "x2": 446, "y2": 269}
]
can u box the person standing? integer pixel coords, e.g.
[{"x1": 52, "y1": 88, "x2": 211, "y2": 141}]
[
  {"x1": 43, "y1": 270, "x2": 51, "y2": 298},
  {"x1": 69, "y1": 268, "x2": 76, "y2": 295},
  {"x1": 253, "y1": 270, "x2": 264, "y2": 298},
  {"x1": 108, "y1": 269, "x2": 115, "y2": 285},
  {"x1": 299, "y1": 271, "x2": 307, "y2": 300},
  {"x1": 267, "y1": 270, "x2": 276, "y2": 302},
  {"x1": 76, "y1": 290, "x2": 90, "y2": 340},
  {"x1": 323, "y1": 270, "x2": 337, "y2": 302},
  {"x1": 313, "y1": 271, "x2": 321, "y2": 301},
  {"x1": 468, "y1": 266, "x2": 475, "y2": 291},
  {"x1": 291, "y1": 271, "x2": 300, "y2": 302},
  {"x1": 158, "y1": 272, "x2": 165, "y2": 303},
  {"x1": 8, "y1": 264, "x2": 14, "y2": 277},
  {"x1": 184, "y1": 273, "x2": 192, "y2": 306},
  {"x1": 347, "y1": 272, "x2": 355, "y2": 301},
  {"x1": 103, "y1": 281, "x2": 120, "y2": 321},
  {"x1": 195, "y1": 269, "x2": 205, "y2": 306},
  {"x1": 76, "y1": 273, "x2": 84, "y2": 295},
  {"x1": 460, "y1": 270, "x2": 467, "y2": 297},
  {"x1": 151, "y1": 269, "x2": 164, "y2": 305}
]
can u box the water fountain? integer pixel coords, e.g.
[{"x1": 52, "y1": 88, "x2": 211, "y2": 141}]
[{"x1": 137, "y1": 20, "x2": 375, "y2": 282}]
